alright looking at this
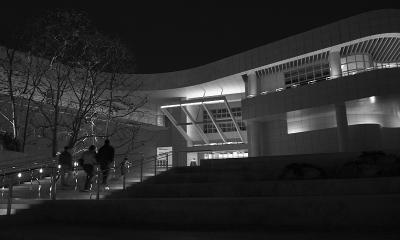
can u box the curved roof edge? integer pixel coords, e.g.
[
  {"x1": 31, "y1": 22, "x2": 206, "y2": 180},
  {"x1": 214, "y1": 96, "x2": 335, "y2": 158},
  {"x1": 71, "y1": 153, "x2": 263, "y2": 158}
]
[{"x1": 129, "y1": 9, "x2": 400, "y2": 91}]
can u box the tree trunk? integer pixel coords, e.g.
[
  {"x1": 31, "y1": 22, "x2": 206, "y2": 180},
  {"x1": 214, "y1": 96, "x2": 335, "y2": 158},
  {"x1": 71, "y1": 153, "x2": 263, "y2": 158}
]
[
  {"x1": 52, "y1": 107, "x2": 59, "y2": 157},
  {"x1": 21, "y1": 101, "x2": 32, "y2": 152},
  {"x1": 6, "y1": 49, "x2": 18, "y2": 140}
]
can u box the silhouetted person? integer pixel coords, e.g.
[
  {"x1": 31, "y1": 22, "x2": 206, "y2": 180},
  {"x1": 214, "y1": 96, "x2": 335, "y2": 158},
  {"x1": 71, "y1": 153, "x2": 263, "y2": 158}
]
[
  {"x1": 81, "y1": 145, "x2": 97, "y2": 191},
  {"x1": 96, "y1": 139, "x2": 115, "y2": 185},
  {"x1": 58, "y1": 146, "x2": 73, "y2": 187}
]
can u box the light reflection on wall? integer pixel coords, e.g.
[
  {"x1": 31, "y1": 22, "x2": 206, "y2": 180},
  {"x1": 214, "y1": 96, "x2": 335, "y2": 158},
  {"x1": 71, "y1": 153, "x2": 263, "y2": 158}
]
[
  {"x1": 287, "y1": 95, "x2": 400, "y2": 134},
  {"x1": 346, "y1": 95, "x2": 400, "y2": 128},
  {"x1": 287, "y1": 105, "x2": 336, "y2": 134}
]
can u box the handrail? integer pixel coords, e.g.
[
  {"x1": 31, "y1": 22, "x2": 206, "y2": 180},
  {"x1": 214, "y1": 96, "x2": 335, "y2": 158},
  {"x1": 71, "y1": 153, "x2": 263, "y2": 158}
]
[{"x1": 0, "y1": 150, "x2": 181, "y2": 215}]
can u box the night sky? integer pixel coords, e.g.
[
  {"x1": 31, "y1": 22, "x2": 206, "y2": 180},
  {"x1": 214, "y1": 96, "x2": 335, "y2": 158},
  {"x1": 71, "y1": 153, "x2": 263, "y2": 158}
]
[{"x1": 0, "y1": 2, "x2": 399, "y2": 73}]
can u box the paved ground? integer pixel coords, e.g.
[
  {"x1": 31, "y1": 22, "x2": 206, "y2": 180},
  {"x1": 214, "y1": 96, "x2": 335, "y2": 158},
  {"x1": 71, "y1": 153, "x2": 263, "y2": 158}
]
[{"x1": 1, "y1": 225, "x2": 400, "y2": 240}]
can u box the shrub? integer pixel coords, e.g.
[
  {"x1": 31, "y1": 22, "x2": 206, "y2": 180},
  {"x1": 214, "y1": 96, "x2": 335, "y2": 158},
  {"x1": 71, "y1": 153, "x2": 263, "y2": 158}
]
[
  {"x1": 279, "y1": 163, "x2": 326, "y2": 180},
  {"x1": 0, "y1": 131, "x2": 21, "y2": 152}
]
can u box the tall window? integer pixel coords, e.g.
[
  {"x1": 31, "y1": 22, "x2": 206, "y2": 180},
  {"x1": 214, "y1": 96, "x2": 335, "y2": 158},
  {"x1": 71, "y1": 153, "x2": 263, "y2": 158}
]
[
  {"x1": 341, "y1": 54, "x2": 371, "y2": 76},
  {"x1": 203, "y1": 107, "x2": 246, "y2": 133}
]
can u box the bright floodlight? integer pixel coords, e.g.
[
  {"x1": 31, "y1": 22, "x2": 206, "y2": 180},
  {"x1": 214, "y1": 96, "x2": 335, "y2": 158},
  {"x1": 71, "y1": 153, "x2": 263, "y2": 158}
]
[
  {"x1": 369, "y1": 96, "x2": 376, "y2": 103},
  {"x1": 17, "y1": 173, "x2": 22, "y2": 178}
]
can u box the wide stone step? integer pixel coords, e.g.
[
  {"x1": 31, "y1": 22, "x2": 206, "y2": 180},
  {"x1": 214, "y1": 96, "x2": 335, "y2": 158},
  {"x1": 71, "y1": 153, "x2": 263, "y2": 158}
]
[
  {"x1": 5, "y1": 194, "x2": 400, "y2": 230},
  {"x1": 144, "y1": 170, "x2": 308, "y2": 184},
  {"x1": 109, "y1": 177, "x2": 400, "y2": 198}
]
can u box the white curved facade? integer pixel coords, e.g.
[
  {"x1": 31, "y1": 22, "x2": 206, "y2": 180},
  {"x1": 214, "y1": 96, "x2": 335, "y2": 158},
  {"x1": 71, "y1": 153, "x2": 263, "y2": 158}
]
[{"x1": 134, "y1": 10, "x2": 400, "y2": 166}]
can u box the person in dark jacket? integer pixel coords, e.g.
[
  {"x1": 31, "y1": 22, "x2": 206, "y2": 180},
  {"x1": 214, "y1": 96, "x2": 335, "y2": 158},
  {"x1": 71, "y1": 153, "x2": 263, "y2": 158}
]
[
  {"x1": 96, "y1": 139, "x2": 115, "y2": 185},
  {"x1": 81, "y1": 145, "x2": 97, "y2": 191},
  {"x1": 58, "y1": 146, "x2": 73, "y2": 187}
]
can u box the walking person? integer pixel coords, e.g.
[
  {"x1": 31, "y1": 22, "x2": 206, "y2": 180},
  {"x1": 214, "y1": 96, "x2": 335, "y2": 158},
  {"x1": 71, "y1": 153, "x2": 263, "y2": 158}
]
[
  {"x1": 81, "y1": 145, "x2": 97, "y2": 192},
  {"x1": 58, "y1": 146, "x2": 73, "y2": 187},
  {"x1": 96, "y1": 139, "x2": 115, "y2": 187}
]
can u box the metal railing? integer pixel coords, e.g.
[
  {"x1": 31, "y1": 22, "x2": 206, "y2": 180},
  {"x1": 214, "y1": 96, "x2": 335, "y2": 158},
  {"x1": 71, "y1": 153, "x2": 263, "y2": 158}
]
[{"x1": 0, "y1": 150, "x2": 175, "y2": 216}]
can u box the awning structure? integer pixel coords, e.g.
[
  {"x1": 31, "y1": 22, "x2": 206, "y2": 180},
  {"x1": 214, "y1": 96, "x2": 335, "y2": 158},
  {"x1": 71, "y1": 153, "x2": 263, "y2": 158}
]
[{"x1": 160, "y1": 96, "x2": 244, "y2": 145}]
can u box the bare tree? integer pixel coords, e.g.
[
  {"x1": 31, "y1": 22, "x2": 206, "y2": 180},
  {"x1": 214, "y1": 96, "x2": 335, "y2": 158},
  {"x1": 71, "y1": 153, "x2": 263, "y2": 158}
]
[
  {"x1": 18, "y1": 52, "x2": 47, "y2": 151},
  {"x1": 0, "y1": 47, "x2": 20, "y2": 141},
  {"x1": 27, "y1": 10, "x2": 92, "y2": 156},
  {"x1": 63, "y1": 32, "x2": 147, "y2": 154},
  {"x1": 23, "y1": 10, "x2": 147, "y2": 158}
]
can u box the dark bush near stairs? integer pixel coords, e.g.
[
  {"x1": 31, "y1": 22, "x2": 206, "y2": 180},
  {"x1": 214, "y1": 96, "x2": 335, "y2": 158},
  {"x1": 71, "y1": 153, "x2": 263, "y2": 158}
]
[
  {"x1": 337, "y1": 151, "x2": 400, "y2": 178},
  {"x1": 279, "y1": 163, "x2": 327, "y2": 180},
  {"x1": 0, "y1": 131, "x2": 21, "y2": 152}
]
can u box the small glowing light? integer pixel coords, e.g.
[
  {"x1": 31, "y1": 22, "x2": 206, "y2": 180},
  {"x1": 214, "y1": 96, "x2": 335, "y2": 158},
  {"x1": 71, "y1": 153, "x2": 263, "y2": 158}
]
[
  {"x1": 17, "y1": 173, "x2": 22, "y2": 178},
  {"x1": 74, "y1": 162, "x2": 78, "y2": 167},
  {"x1": 307, "y1": 80, "x2": 316, "y2": 84},
  {"x1": 58, "y1": 165, "x2": 61, "y2": 169},
  {"x1": 275, "y1": 88, "x2": 284, "y2": 92},
  {"x1": 39, "y1": 168, "x2": 43, "y2": 173},
  {"x1": 369, "y1": 96, "x2": 376, "y2": 103}
]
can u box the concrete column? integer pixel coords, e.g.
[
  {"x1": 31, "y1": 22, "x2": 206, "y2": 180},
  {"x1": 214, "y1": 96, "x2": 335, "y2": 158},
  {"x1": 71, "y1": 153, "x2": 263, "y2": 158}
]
[
  {"x1": 247, "y1": 121, "x2": 263, "y2": 157},
  {"x1": 241, "y1": 75, "x2": 249, "y2": 97},
  {"x1": 335, "y1": 102, "x2": 349, "y2": 152},
  {"x1": 328, "y1": 51, "x2": 342, "y2": 79},
  {"x1": 247, "y1": 72, "x2": 260, "y2": 97}
]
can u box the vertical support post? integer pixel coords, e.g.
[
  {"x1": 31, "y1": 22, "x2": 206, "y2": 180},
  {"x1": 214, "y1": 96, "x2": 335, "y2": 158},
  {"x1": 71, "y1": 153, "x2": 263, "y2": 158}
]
[
  {"x1": 154, "y1": 156, "x2": 157, "y2": 176},
  {"x1": 51, "y1": 166, "x2": 56, "y2": 200},
  {"x1": 247, "y1": 121, "x2": 263, "y2": 157},
  {"x1": 335, "y1": 102, "x2": 349, "y2": 152},
  {"x1": 6, "y1": 182, "x2": 13, "y2": 216},
  {"x1": 166, "y1": 153, "x2": 169, "y2": 171},
  {"x1": 140, "y1": 154, "x2": 144, "y2": 182},
  {"x1": 112, "y1": 160, "x2": 116, "y2": 179},
  {"x1": 121, "y1": 157, "x2": 127, "y2": 190},
  {"x1": 329, "y1": 50, "x2": 342, "y2": 79},
  {"x1": 96, "y1": 167, "x2": 100, "y2": 200}
]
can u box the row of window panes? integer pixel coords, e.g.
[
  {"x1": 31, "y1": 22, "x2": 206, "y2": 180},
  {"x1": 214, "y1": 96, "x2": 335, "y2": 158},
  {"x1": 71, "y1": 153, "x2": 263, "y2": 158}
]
[
  {"x1": 203, "y1": 107, "x2": 242, "y2": 121},
  {"x1": 375, "y1": 62, "x2": 400, "y2": 68},
  {"x1": 341, "y1": 54, "x2": 371, "y2": 76},
  {"x1": 203, "y1": 152, "x2": 248, "y2": 159},
  {"x1": 340, "y1": 54, "x2": 370, "y2": 65},
  {"x1": 203, "y1": 121, "x2": 246, "y2": 133},
  {"x1": 284, "y1": 62, "x2": 330, "y2": 87}
]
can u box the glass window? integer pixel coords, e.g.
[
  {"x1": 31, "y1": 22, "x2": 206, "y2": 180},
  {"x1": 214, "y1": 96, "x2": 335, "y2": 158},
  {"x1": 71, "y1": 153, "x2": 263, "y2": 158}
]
[
  {"x1": 347, "y1": 55, "x2": 356, "y2": 62},
  {"x1": 348, "y1": 62, "x2": 357, "y2": 71},
  {"x1": 356, "y1": 55, "x2": 364, "y2": 61}
]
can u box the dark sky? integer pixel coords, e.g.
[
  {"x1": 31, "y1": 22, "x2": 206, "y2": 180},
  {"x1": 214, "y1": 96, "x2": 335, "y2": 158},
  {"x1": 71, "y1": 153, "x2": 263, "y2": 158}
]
[{"x1": 0, "y1": 2, "x2": 399, "y2": 73}]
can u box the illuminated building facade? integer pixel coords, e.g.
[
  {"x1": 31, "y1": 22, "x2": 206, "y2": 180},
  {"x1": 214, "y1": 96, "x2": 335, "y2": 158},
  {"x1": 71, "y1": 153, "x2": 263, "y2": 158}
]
[{"x1": 134, "y1": 9, "x2": 400, "y2": 166}]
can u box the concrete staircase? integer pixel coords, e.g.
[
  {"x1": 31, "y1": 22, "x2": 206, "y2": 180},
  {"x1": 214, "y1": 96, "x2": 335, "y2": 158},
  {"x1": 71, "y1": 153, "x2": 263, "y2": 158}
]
[
  {"x1": 2, "y1": 153, "x2": 400, "y2": 235},
  {"x1": 0, "y1": 166, "x2": 156, "y2": 215}
]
